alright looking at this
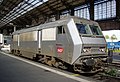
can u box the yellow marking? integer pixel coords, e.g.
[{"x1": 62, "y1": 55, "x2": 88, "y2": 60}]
[{"x1": 71, "y1": 74, "x2": 80, "y2": 77}]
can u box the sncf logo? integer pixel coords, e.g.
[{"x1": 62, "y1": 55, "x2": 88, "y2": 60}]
[{"x1": 57, "y1": 47, "x2": 64, "y2": 53}]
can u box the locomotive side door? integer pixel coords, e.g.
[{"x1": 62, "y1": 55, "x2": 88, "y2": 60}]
[
  {"x1": 56, "y1": 25, "x2": 72, "y2": 63},
  {"x1": 37, "y1": 30, "x2": 41, "y2": 54},
  {"x1": 38, "y1": 30, "x2": 41, "y2": 49}
]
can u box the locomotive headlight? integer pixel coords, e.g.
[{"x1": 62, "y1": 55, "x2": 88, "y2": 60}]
[
  {"x1": 99, "y1": 48, "x2": 106, "y2": 52},
  {"x1": 83, "y1": 48, "x2": 91, "y2": 53},
  {"x1": 83, "y1": 49, "x2": 87, "y2": 52}
]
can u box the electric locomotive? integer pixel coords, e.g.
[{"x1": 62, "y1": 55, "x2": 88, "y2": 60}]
[{"x1": 11, "y1": 16, "x2": 109, "y2": 73}]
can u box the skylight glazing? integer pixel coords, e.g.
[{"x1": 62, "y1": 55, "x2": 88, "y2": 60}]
[{"x1": 0, "y1": 0, "x2": 48, "y2": 27}]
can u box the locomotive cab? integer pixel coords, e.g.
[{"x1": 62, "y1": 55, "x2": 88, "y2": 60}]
[{"x1": 71, "y1": 17, "x2": 108, "y2": 72}]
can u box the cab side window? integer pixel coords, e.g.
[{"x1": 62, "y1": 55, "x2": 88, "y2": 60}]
[{"x1": 58, "y1": 26, "x2": 65, "y2": 34}]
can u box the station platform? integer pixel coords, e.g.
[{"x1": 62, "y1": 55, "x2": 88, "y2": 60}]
[
  {"x1": 0, "y1": 51, "x2": 92, "y2": 82},
  {"x1": 1, "y1": 50, "x2": 119, "y2": 82}
]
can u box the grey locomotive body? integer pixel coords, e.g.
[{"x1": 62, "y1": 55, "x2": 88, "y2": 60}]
[{"x1": 11, "y1": 16, "x2": 108, "y2": 72}]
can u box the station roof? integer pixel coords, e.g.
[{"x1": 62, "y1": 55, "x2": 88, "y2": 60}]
[
  {"x1": 0, "y1": 0, "x2": 23, "y2": 22},
  {"x1": 0, "y1": 0, "x2": 23, "y2": 19},
  {"x1": 0, "y1": 0, "x2": 87, "y2": 28}
]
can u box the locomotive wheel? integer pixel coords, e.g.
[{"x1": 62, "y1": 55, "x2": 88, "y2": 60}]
[
  {"x1": 11, "y1": 50, "x2": 14, "y2": 54},
  {"x1": 44, "y1": 58, "x2": 48, "y2": 64},
  {"x1": 54, "y1": 62, "x2": 59, "y2": 68},
  {"x1": 47, "y1": 60, "x2": 52, "y2": 66}
]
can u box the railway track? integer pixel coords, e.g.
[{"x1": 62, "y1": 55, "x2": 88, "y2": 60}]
[
  {"x1": 90, "y1": 73, "x2": 120, "y2": 82},
  {"x1": 109, "y1": 62, "x2": 120, "y2": 68},
  {"x1": 89, "y1": 62, "x2": 120, "y2": 82}
]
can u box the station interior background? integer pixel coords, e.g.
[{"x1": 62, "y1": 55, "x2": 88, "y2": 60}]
[{"x1": 0, "y1": 0, "x2": 120, "y2": 50}]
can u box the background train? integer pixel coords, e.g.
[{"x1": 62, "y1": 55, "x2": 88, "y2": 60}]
[
  {"x1": 11, "y1": 16, "x2": 110, "y2": 73},
  {"x1": 0, "y1": 34, "x2": 11, "y2": 51},
  {"x1": 0, "y1": 34, "x2": 4, "y2": 49}
]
